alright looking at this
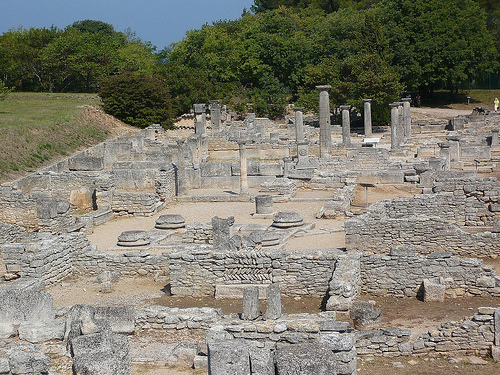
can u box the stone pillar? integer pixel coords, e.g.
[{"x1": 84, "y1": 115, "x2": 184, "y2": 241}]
[
  {"x1": 295, "y1": 107, "x2": 305, "y2": 142},
  {"x1": 264, "y1": 283, "x2": 281, "y2": 320},
  {"x1": 448, "y1": 137, "x2": 460, "y2": 162},
  {"x1": 296, "y1": 141, "x2": 310, "y2": 168},
  {"x1": 402, "y1": 98, "x2": 411, "y2": 138},
  {"x1": 209, "y1": 100, "x2": 221, "y2": 132},
  {"x1": 193, "y1": 104, "x2": 206, "y2": 135},
  {"x1": 492, "y1": 129, "x2": 500, "y2": 150},
  {"x1": 439, "y1": 143, "x2": 451, "y2": 171},
  {"x1": 242, "y1": 286, "x2": 260, "y2": 320},
  {"x1": 212, "y1": 216, "x2": 235, "y2": 250},
  {"x1": 340, "y1": 105, "x2": 352, "y2": 147},
  {"x1": 270, "y1": 132, "x2": 279, "y2": 143},
  {"x1": 238, "y1": 141, "x2": 249, "y2": 195},
  {"x1": 363, "y1": 99, "x2": 372, "y2": 137},
  {"x1": 397, "y1": 102, "x2": 404, "y2": 145},
  {"x1": 222, "y1": 105, "x2": 227, "y2": 122},
  {"x1": 390, "y1": 103, "x2": 401, "y2": 152},
  {"x1": 255, "y1": 195, "x2": 273, "y2": 215},
  {"x1": 316, "y1": 85, "x2": 332, "y2": 158},
  {"x1": 246, "y1": 112, "x2": 256, "y2": 130}
]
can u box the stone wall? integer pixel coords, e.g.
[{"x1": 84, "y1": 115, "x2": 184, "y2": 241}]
[
  {"x1": 360, "y1": 247, "x2": 500, "y2": 298},
  {"x1": 207, "y1": 318, "x2": 356, "y2": 375},
  {"x1": 1, "y1": 232, "x2": 90, "y2": 286},
  {"x1": 167, "y1": 247, "x2": 342, "y2": 298},
  {"x1": 345, "y1": 214, "x2": 500, "y2": 257},
  {"x1": 111, "y1": 191, "x2": 163, "y2": 216},
  {"x1": 357, "y1": 306, "x2": 497, "y2": 357},
  {"x1": 135, "y1": 305, "x2": 221, "y2": 331},
  {"x1": 368, "y1": 193, "x2": 489, "y2": 226},
  {"x1": 155, "y1": 166, "x2": 176, "y2": 201},
  {"x1": 0, "y1": 223, "x2": 25, "y2": 244}
]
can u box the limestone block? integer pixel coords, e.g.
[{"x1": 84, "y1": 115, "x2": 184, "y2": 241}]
[
  {"x1": 72, "y1": 350, "x2": 120, "y2": 375},
  {"x1": 94, "y1": 306, "x2": 135, "y2": 334},
  {"x1": 0, "y1": 356, "x2": 9, "y2": 373},
  {"x1": 264, "y1": 283, "x2": 282, "y2": 320},
  {"x1": 272, "y1": 211, "x2": 304, "y2": 228},
  {"x1": 350, "y1": 301, "x2": 382, "y2": 330},
  {"x1": 422, "y1": 278, "x2": 445, "y2": 302},
  {"x1": 8, "y1": 348, "x2": 50, "y2": 375},
  {"x1": 155, "y1": 214, "x2": 186, "y2": 229},
  {"x1": 193, "y1": 354, "x2": 208, "y2": 370},
  {"x1": 167, "y1": 342, "x2": 200, "y2": 368},
  {"x1": 70, "y1": 187, "x2": 94, "y2": 210},
  {"x1": 68, "y1": 156, "x2": 104, "y2": 171},
  {"x1": 0, "y1": 323, "x2": 16, "y2": 339},
  {"x1": 18, "y1": 319, "x2": 66, "y2": 343},
  {"x1": 495, "y1": 308, "x2": 500, "y2": 346},
  {"x1": 249, "y1": 346, "x2": 274, "y2": 375},
  {"x1": 242, "y1": 286, "x2": 260, "y2": 320},
  {"x1": 117, "y1": 230, "x2": 150, "y2": 247},
  {"x1": 319, "y1": 332, "x2": 355, "y2": 352},
  {"x1": 275, "y1": 342, "x2": 336, "y2": 375},
  {"x1": 207, "y1": 339, "x2": 250, "y2": 375},
  {"x1": 492, "y1": 345, "x2": 500, "y2": 361}
]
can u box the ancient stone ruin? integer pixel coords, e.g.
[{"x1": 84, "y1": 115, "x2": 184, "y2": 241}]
[{"x1": 1, "y1": 93, "x2": 500, "y2": 374}]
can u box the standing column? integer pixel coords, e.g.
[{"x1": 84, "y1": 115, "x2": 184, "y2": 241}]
[
  {"x1": 401, "y1": 98, "x2": 411, "y2": 139},
  {"x1": 340, "y1": 105, "x2": 352, "y2": 147},
  {"x1": 295, "y1": 107, "x2": 305, "y2": 142},
  {"x1": 363, "y1": 99, "x2": 372, "y2": 137},
  {"x1": 193, "y1": 104, "x2": 206, "y2": 135},
  {"x1": 209, "y1": 100, "x2": 221, "y2": 132},
  {"x1": 492, "y1": 129, "x2": 500, "y2": 150},
  {"x1": 238, "y1": 141, "x2": 249, "y2": 195},
  {"x1": 316, "y1": 85, "x2": 332, "y2": 158},
  {"x1": 439, "y1": 143, "x2": 451, "y2": 171},
  {"x1": 390, "y1": 103, "x2": 401, "y2": 152},
  {"x1": 397, "y1": 102, "x2": 404, "y2": 146}
]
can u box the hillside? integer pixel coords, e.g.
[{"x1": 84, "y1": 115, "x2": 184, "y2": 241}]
[{"x1": 0, "y1": 93, "x2": 136, "y2": 184}]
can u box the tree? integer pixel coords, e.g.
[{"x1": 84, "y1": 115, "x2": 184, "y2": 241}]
[
  {"x1": 99, "y1": 72, "x2": 174, "y2": 129},
  {"x1": 375, "y1": 0, "x2": 498, "y2": 96},
  {"x1": 0, "y1": 82, "x2": 12, "y2": 100}
]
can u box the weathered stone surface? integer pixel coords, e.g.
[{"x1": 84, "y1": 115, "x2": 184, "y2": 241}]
[
  {"x1": 9, "y1": 347, "x2": 50, "y2": 374},
  {"x1": 94, "y1": 306, "x2": 135, "y2": 334},
  {"x1": 212, "y1": 216, "x2": 235, "y2": 250},
  {"x1": 68, "y1": 156, "x2": 104, "y2": 171},
  {"x1": 255, "y1": 195, "x2": 274, "y2": 215},
  {"x1": 242, "y1": 286, "x2": 260, "y2": 320},
  {"x1": 0, "y1": 323, "x2": 16, "y2": 339},
  {"x1": 155, "y1": 214, "x2": 186, "y2": 229},
  {"x1": 117, "y1": 230, "x2": 150, "y2": 246},
  {"x1": 350, "y1": 301, "x2": 382, "y2": 330},
  {"x1": 18, "y1": 319, "x2": 66, "y2": 343},
  {"x1": 207, "y1": 339, "x2": 250, "y2": 375},
  {"x1": 272, "y1": 211, "x2": 304, "y2": 228},
  {"x1": 423, "y1": 278, "x2": 445, "y2": 302},
  {"x1": 249, "y1": 346, "x2": 274, "y2": 375},
  {"x1": 275, "y1": 342, "x2": 336, "y2": 375},
  {"x1": 167, "y1": 342, "x2": 200, "y2": 367},
  {"x1": 193, "y1": 354, "x2": 208, "y2": 370},
  {"x1": 0, "y1": 278, "x2": 54, "y2": 324},
  {"x1": 264, "y1": 283, "x2": 282, "y2": 320},
  {"x1": 495, "y1": 307, "x2": 500, "y2": 346}
]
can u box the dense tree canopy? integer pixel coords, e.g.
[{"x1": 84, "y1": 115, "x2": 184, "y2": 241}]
[{"x1": 0, "y1": 1, "x2": 498, "y2": 125}]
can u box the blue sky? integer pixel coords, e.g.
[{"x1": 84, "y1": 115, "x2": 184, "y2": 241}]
[{"x1": 1, "y1": 0, "x2": 255, "y2": 50}]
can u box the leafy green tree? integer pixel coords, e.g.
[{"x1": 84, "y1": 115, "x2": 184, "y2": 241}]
[
  {"x1": 375, "y1": 0, "x2": 498, "y2": 96},
  {"x1": 0, "y1": 82, "x2": 12, "y2": 100},
  {"x1": 99, "y1": 72, "x2": 174, "y2": 128}
]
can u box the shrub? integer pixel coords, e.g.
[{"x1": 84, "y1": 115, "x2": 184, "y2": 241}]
[{"x1": 99, "y1": 72, "x2": 174, "y2": 129}]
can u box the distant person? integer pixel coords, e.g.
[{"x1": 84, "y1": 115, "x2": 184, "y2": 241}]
[{"x1": 495, "y1": 97, "x2": 499, "y2": 112}]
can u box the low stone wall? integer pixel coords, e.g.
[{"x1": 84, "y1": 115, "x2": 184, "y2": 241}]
[
  {"x1": 155, "y1": 166, "x2": 176, "y2": 201},
  {"x1": 357, "y1": 306, "x2": 497, "y2": 357},
  {"x1": 183, "y1": 222, "x2": 212, "y2": 244},
  {"x1": 345, "y1": 214, "x2": 500, "y2": 257},
  {"x1": 167, "y1": 247, "x2": 341, "y2": 298},
  {"x1": 0, "y1": 223, "x2": 25, "y2": 244},
  {"x1": 72, "y1": 249, "x2": 168, "y2": 277},
  {"x1": 360, "y1": 248, "x2": 500, "y2": 298},
  {"x1": 111, "y1": 191, "x2": 162, "y2": 217},
  {"x1": 207, "y1": 318, "x2": 356, "y2": 375},
  {"x1": 135, "y1": 305, "x2": 221, "y2": 331}
]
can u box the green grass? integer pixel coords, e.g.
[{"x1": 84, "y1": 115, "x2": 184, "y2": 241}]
[
  {"x1": 0, "y1": 92, "x2": 109, "y2": 183},
  {"x1": 422, "y1": 89, "x2": 500, "y2": 109}
]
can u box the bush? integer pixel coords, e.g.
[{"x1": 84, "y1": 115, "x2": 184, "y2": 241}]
[{"x1": 99, "y1": 72, "x2": 174, "y2": 129}]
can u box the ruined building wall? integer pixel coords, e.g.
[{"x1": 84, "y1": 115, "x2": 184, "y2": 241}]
[
  {"x1": 345, "y1": 214, "x2": 500, "y2": 257},
  {"x1": 167, "y1": 247, "x2": 340, "y2": 298},
  {"x1": 360, "y1": 249, "x2": 500, "y2": 298}
]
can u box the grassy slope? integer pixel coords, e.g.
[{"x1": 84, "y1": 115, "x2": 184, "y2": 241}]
[
  {"x1": 422, "y1": 89, "x2": 500, "y2": 109},
  {"x1": 0, "y1": 92, "x2": 112, "y2": 183}
]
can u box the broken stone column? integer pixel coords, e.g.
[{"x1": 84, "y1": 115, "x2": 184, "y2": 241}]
[
  {"x1": 402, "y1": 98, "x2": 411, "y2": 138},
  {"x1": 439, "y1": 143, "x2": 451, "y2": 171},
  {"x1": 255, "y1": 195, "x2": 273, "y2": 215},
  {"x1": 492, "y1": 129, "x2": 500, "y2": 150},
  {"x1": 340, "y1": 105, "x2": 352, "y2": 147},
  {"x1": 317, "y1": 85, "x2": 332, "y2": 158},
  {"x1": 242, "y1": 286, "x2": 260, "y2": 320},
  {"x1": 390, "y1": 103, "x2": 401, "y2": 152},
  {"x1": 363, "y1": 99, "x2": 372, "y2": 137},
  {"x1": 238, "y1": 141, "x2": 249, "y2": 196},
  {"x1": 264, "y1": 283, "x2": 281, "y2": 320},
  {"x1": 295, "y1": 107, "x2": 305, "y2": 142},
  {"x1": 296, "y1": 141, "x2": 310, "y2": 168},
  {"x1": 422, "y1": 277, "x2": 445, "y2": 302},
  {"x1": 397, "y1": 102, "x2": 404, "y2": 145},
  {"x1": 448, "y1": 137, "x2": 460, "y2": 163},
  {"x1": 350, "y1": 301, "x2": 382, "y2": 330},
  {"x1": 212, "y1": 216, "x2": 235, "y2": 251},
  {"x1": 193, "y1": 104, "x2": 206, "y2": 135},
  {"x1": 209, "y1": 100, "x2": 221, "y2": 132}
]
